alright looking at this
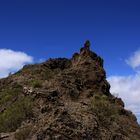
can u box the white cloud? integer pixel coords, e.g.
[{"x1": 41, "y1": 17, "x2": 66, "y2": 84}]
[
  {"x1": 108, "y1": 48, "x2": 140, "y2": 123},
  {"x1": 0, "y1": 49, "x2": 33, "y2": 78},
  {"x1": 108, "y1": 74, "x2": 140, "y2": 114},
  {"x1": 126, "y1": 48, "x2": 140, "y2": 69}
]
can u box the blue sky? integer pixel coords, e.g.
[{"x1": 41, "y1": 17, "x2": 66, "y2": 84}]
[{"x1": 0, "y1": 0, "x2": 140, "y2": 122}]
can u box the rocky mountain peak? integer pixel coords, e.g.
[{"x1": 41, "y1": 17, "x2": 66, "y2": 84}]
[
  {"x1": 0, "y1": 41, "x2": 140, "y2": 140},
  {"x1": 72, "y1": 40, "x2": 103, "y2": 68}
]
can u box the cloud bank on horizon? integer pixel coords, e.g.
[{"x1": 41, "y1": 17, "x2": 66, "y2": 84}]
[
  {"x1": 108, "y1": 48, "x2": 140, "y2": 120},
  {"x1": 0, "y1": 49, "x2": 33, "y2": 78}
]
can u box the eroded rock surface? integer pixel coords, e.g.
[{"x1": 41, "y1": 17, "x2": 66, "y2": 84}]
[{"x1": 0, "y1": 41, "x2": 140, "y2": 140}]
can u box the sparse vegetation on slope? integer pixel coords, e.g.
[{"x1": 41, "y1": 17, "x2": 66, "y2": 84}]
[{"x1": 0, "y1": 96, "x2": 33, "y2": 132}]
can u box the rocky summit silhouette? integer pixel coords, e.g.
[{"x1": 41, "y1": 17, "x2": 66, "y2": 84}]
[{"x1": 0, "y1": 41, "x2": 140, "y2": 140}]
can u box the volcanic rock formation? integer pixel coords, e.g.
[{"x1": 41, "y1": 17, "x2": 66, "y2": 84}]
[{"x1": 0, "y1": 41, "x2": 140, "y2": 140}]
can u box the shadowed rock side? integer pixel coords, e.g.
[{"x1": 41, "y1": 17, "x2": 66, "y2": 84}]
[{"x1": 0, "y1": 41, "x2": 140, "y2": 140}]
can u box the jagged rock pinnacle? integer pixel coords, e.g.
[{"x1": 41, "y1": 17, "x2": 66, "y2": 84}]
[
  {"x1": 84, "y1": 40, "x2": 90, "y2": 50},
  {"x1": 72, "y1": 40, "x2": 99, "y2": 67},
  {"x1": 79, "y1": 40, "x2": 91, "y2": 56}
]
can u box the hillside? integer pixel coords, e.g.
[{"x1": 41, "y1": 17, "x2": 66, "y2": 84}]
[{"x1": 0, "y1": 41, "x2": 140, "y2": 140}]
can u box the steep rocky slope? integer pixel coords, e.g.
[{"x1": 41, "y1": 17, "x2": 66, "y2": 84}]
[{"x1": 0, "y1": 41, "x2": 140, "y2": 140}]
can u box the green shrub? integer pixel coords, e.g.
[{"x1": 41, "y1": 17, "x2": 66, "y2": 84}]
[
  {"x1": 90, "y1": 94, "x2": 118, "y2": 125},
  {"x1": 31, "y1": 79, "x2": 42, "y2": 88},
  {"x1": 0, "y1": 97, "x2": 33, "y2": 132},
  {"x1": 0, "y1": 84, "x2": 22, "y2": 106}
]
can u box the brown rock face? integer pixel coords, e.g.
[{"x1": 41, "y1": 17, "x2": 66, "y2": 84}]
[{"x1": 0, "y1": 41, "x2": 140, "y2": 140}]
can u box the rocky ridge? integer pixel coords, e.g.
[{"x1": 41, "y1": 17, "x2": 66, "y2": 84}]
[{"x1": 0, "y1": 41, "x2": 140, "y2": 140}]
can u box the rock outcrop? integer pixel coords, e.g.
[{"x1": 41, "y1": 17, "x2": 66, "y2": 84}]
[{"x1": 0, "y1": 41, "x2": 140, "y2": 140}]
